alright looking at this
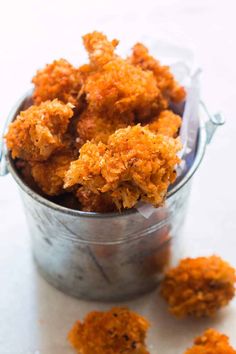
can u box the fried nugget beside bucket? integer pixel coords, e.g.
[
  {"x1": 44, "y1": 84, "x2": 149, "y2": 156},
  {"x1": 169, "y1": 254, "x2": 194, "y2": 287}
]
[
  {"x1": 68, "y1": 307, "x2": 150, "y2": 354},
  {"x1": 184, "y1": 329, "x2": 236, "y2": 354},
  {"x1": 160, "y1": 255, "x2": 236, "y2": 317}
]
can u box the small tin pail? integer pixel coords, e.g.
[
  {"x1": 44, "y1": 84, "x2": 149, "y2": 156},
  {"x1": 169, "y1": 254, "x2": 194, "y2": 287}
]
[{"x1": 0, "y1": 92, "x2": 224, "y2": 301}]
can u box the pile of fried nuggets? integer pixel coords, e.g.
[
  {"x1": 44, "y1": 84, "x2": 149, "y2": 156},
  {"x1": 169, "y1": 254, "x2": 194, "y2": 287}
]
[
  {"x1": 6, "y1": 31, "x2": 185, "y2": 212},
  {"x1": 68, "y1": 256, "x2": 236, "y2": 354},
  {"x1": 5, "y1": 32, "x2": 236, "y2": 353}
]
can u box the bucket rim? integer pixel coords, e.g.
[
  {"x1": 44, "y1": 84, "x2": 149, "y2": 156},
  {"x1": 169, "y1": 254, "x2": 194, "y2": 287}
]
[{"x1": 6, "y1": 91, "x2": 207, "y2": 219}]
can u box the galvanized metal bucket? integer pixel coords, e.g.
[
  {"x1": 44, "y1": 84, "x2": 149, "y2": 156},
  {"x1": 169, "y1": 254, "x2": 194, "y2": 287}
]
[{"x1": 0, "y1": 92, "x2": 224, "y2": 301}]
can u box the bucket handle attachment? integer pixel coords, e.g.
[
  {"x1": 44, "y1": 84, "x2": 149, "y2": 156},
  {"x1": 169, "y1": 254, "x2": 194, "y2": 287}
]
[
  {"x1": 0, "y1": 108, "x2": 16, "y2": 176},
  {"x1": 0, "y1": 91, "x2": 31, "y2": 177},
  {"x1": 0, "y1": 121, "x2": 10, "y2": 177},
  {"x1": 200, "y1": 100, "x2": 225, "y2": 144}
]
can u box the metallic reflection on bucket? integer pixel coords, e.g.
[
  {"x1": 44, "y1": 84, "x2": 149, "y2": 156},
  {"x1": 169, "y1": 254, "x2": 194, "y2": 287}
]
[{"x1": 0, "y1": 92, "x2": 224, "y2": 301}]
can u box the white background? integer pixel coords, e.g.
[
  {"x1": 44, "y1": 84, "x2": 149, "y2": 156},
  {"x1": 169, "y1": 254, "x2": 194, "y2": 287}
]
[{"x1": 0, "y1": 0, "x2": 236, "y2": 353}]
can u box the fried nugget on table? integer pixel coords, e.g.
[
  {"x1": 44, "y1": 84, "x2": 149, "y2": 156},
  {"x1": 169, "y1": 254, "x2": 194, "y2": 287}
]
[
  {"x1": 76, "y1": 186, "x2": 117, "y2": 212},
  {"x1": 76, "y1": 108, "x2": 134, "y2": 145},
  {"x1": 184, "y1": 329, "x2": 236, "y2": 354},
  {"x1": 5, "y1": 99, "x2": 74, "y2": 161},
  {"x1": 68, "y1": 307, "x2": 150, "y2": 354},
  {"x1": 160, "y1": 255, "x2": 236, "y2": 318},
  {"x1": 129, "y1": 43, "x2": 186, "y2": 105},
  {"x1": 82, "y1": 32, "x2": 163, "y2": 121},
  {"x1": 148, "y1": 110, "x2": 182, "y2": 138},
  {"x1": 30, "y1": 149, "x2": 77, "y2": 196},
  {"x1": 64, "y1": 125, "x2": 181, "y2": 209},
  {"x1": 32, "y1": 59, "x2": 82, "y2": 106}
]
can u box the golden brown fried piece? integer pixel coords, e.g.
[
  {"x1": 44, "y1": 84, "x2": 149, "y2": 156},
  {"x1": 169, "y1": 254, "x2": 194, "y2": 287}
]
[
  {"x1": 148, "y1": 110, "x2": 182, "y2": 138},
  {"x1": 160, "y1": 255, "x2": 236, "y2": 318},
  {"x1": 83, "y1": 31, "x2": 119, "y2": 68},
  {"x1": 184, "y1": 329, "x2": 236, "y2": 354},
  {"x1": 68, "y1": 307, "x2": 150, "y2": 354},
  {"x1": 76, "y1": 186, "x2": 117, "y2": 212},
  {"x1": 32, "y1": 59, "x2": 81, "y2": 106},
  {"x1": 30, "y1": 149, "x2": 77, "y2": 196},
  {"x1": 5, "y1": 99, "x2": 74, "y2": 161},
  {"x1": 82, "y1": 32, "x2": 162, "y2": 121},
  {"x1": 64, "y1": 125, "x2": 181, "y2": 209},
  {"x1": 129, "y1": 43, "x2": 186, "y2": 105},
  {"x1": 76, "y1": 109, "x2": 134, "y2": 145}
]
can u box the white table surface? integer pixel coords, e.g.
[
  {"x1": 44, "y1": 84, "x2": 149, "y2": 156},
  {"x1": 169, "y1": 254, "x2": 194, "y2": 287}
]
[{"x1": 0, "y1": 0, "x2": 236, "y2": 353}]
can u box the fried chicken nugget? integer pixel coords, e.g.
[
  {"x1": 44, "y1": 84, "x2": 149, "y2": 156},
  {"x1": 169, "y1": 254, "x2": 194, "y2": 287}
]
[
  {"x1": 76, "y1": 186, "x2": 117, "y2": 212},
  {"x1": 160, "y1": 256, "x2": 236, "y2": 318},
  {"x1": 68, "y1": 307, "x2": 150, "y2": 354},
  {"x1": 64, "y1": 125, "x2": 181, "y2": 209},
  {"x1": 129, "y1": 43, "x2": 186, "y2": 105},
  {"x1": 148, "y1": 110, "x2": 182, "y2": 138},
  {"x1": 32, "y1": 59, "x2": 82, "y2": 106},
  {"x1": 82, "y1": 32, "x2": 163, "y2": 121},
  {"x1": 184, "y1": 329, "x2": 236, "y2": 354},
  {"x1": 83, "y1": 31, "x2": 119, "y2": 67},
  {"x1": 76, "y1": 108, "x2": 134, "y2": 145},
  {"x1": 30, "y1": 149, "x2": 77, "y2": 196},
  {"x1": 5, "y1": 99, "x2": 74, "y2": 161}
]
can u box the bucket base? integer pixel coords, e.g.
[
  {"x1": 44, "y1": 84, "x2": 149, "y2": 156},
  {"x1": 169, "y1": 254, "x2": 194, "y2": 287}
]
[{"x1": 35, "y1": 259, "x2": 160, "y2": 302}]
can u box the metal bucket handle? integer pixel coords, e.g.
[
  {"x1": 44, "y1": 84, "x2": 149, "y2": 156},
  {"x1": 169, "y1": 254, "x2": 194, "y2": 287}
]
[
  {"x1": 200, "y1": 100, "x2": 225, "y2": 144},
  {"x1": 0, "y1": 97, "x2": 225, "y2": 177},
  {"x1": 0, "y1": 117, "x2": 11, "y2": 177}
]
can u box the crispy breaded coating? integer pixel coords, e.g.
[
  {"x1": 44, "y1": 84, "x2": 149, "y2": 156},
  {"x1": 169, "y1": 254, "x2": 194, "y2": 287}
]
[
  {"x1": 84, "y1": 60, "x2": 162, "y2": 120},
  {"x1": 30, "y1": 150, "x2": 76, "y2": 195},
  {"x1": 76, "y1": 109, "x2": 134, "y2": 145},
  {"x1": 76, "y1": 186, "x2": 117, "y2": 212},
  {"x1": 5, "y1": 99, "x2": 74, "y2": 161},
  {"x1": 184, "y1": 329, "x2": 236, "y2": 354},
  {"x1": 68, "y1": 307, "x2": 150, "y2": 354},
  {"x1": 83, "y1": 31, "x2": 119, "y2": 67},
  {"x1": 7, "y1": 31, "x2": 187, "y2": 213},
  {"x1": 32, "y1": 59, "x2": 81, "y2": 106},
  {"x1": 82, "y1": 32, "x2": 163, "y2": 121},
  {"x1": 77, "y1": 63, "x2": 94, "y2": 86},
  {"x1": 148, "y1": 110, "x2": 182, "y2": 138},
  {"x1": 64, "y1": 125, "x2": 181, "y2": 209},
  {"x1": 160, "y1": 256, "x2": 236, "y2": 318},
  {"x1": 129, "y1": 43, "x2": 186, "y2": 105}
]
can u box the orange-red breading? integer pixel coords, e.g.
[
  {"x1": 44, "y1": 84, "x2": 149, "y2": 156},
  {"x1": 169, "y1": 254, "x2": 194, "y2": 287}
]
[
  {"x1": 129, "y1": 43, "x2": 186, "y2": 105},
  {"x1": 76, "y1": 108, "x2": 135, "y2": 145},
  {"x1": 160, "y1": 256, "x2": 236, "y2": 318},
  {"x1": 7, "y1": 31, "x2": 187, "y2": 213},
  {"x1": 5, "y1": 99, "x2": 74, "y2": 161},
  {"x1": 82, "y1": 32, "x2": 163, "y2": 121},
  {"x1": 184, "y1": 329, "x2": 236, "y2": 354},
  {"x1": 32, "y1": 59, "x2": 82, "y2": 106},
  {"x1": 76, "y1": 186, "x2": 117, "y2": 212},
  {"x1": 83, "y1": 31, "x2": 119, "y2": 68},
  {"x1": 30, "y1": 149, "x2": 77, "y2": 196},
  {"x1": 64, "y1": 125, "x2": 181, "y2": 209},
  {"x1": 147, "y1": 110, "x2": 182, "y2": 138},
  {"x1": 68, "y1": 307, "x2": 150, "y2": 354}
]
